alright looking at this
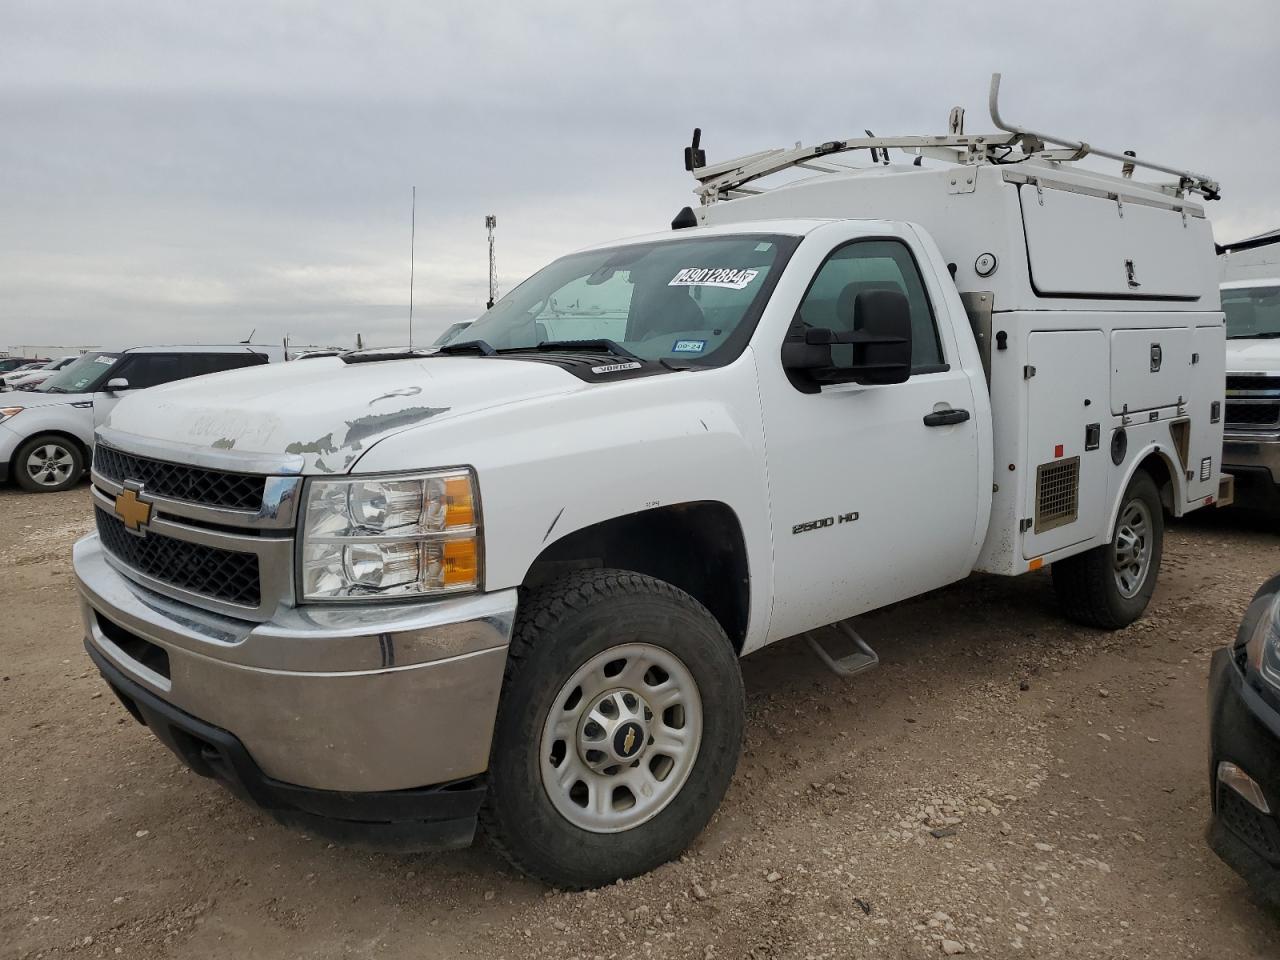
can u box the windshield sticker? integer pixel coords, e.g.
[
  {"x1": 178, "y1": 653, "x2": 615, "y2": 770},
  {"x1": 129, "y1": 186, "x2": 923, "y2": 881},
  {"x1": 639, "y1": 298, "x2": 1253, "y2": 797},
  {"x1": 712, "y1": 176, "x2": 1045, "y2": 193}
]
[
  {"x1": 590, "y1": 361, "x2": 643, "y2": 375},
  {"x1": 669, "y1": 267, "x2": 759, "y2": 291},
  {"x1": 672, "y1": 339, "x2": 706, "y2": 354},
  {"x1": 93, "y1": 356, "x2": 117, "y2": 365}
]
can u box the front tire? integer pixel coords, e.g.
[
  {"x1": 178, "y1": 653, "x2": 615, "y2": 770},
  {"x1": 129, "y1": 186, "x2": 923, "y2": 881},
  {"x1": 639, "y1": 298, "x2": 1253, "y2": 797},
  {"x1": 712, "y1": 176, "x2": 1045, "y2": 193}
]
[
  {"x1": 1052, "y1": 470, "x2": 1164, "y2": 629},
  {"x1": 481, "y1": 569, "x2": 744, "y2": 888},
  {"x1": 14, "y1": 434, "x2": 85, "y2": 492}
]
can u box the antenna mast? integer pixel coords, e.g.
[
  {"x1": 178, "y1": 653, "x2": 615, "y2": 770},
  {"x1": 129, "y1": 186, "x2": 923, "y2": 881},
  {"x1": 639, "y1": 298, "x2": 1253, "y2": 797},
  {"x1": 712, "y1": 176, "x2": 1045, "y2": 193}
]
[
  {"x1": 485, "y1": 215, "x2": 498, "y2": 309},
  {"x1": 408, "y1": 186, "x2": 416, "y2": 348}
]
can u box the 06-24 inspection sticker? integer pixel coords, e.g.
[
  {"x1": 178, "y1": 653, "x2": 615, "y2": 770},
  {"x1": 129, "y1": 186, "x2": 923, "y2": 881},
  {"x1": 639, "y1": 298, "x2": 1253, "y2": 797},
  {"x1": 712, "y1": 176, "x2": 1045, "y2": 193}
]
[{"x1": 669, "y1": 267, "x2": 759, "y2": 290}]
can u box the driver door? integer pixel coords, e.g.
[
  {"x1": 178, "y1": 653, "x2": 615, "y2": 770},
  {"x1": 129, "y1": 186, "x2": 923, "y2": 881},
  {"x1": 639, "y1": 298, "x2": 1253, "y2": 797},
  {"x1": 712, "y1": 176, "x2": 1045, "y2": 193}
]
[{"x1": 758, "y1": 234, "x2": 982, "y2": 642}]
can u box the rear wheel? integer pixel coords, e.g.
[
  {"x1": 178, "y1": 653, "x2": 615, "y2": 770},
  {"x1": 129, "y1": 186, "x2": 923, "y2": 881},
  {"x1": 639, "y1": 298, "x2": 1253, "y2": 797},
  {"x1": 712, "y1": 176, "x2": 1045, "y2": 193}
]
[
  {"x1": 1052, "y1": 470, "x2": 1164, "y2": 628},
  {"x1": 481, "y1": 569, "x2": 744, "y2": 888},
  {"x1": 14, "y1": 434, "x2": 85, "y2": 492}
]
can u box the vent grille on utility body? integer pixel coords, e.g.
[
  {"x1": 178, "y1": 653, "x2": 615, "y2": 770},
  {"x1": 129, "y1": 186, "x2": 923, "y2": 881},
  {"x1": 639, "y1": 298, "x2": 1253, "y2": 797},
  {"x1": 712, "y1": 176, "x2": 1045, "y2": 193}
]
[
  {"x1": 1034, "y1": 457, "x2": 1081, "y2": 534},
  {"x1": 95, "y1": 507, "x2": 261, "y2": 607},
  {"x1": 94, "y1": 445, "x2": 265, "y2": 512}
]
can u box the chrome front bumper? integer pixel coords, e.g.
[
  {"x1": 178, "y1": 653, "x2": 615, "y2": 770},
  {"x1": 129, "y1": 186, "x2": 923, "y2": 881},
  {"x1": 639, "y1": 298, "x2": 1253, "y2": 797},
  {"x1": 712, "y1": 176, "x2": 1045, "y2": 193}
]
[
  {"x1": 1223, "y1": 432, "x2": 1280, "y2": 484},
  {"x1": 75, "y1": 533, "x2": 515, "y2": 793}
]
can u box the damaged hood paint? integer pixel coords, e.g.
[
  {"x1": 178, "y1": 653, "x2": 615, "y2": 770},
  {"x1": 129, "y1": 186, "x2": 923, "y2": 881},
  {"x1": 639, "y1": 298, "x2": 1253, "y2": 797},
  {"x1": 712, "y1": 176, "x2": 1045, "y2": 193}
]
[{"x1": 104, "y1": 356, "x2": 583, "y2": 473}]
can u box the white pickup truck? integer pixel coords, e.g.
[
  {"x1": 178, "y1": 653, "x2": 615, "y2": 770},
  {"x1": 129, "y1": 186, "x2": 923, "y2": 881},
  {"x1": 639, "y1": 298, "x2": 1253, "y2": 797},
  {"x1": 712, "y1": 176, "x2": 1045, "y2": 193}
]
[
  {"x1": 1219, "y1": 238, "x2": 1280, "y2": 513},
  {"x1": 75, "y1": 78, "x2": 1230, "y2": 888}
]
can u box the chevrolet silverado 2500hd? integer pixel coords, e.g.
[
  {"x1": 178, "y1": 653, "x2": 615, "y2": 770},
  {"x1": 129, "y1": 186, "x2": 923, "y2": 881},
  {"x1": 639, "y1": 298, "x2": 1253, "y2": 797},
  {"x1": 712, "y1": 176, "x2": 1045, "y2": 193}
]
[
  {"x1": 75, "y1": 77, "x2": 1230, "y2": 887},
  {"x1": 1220, "y1": 278, "x2": 1280, "y2": 513}
]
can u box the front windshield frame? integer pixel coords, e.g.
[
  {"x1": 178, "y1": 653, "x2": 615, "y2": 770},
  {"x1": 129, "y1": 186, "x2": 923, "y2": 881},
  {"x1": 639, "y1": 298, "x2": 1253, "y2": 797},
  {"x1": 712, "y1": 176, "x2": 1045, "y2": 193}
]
[
  {"x1": 453, "y1": 232, "x2": 803, "y2": 368},
  {"x1": 36, "y1": 352, "x2": 124, "y2": 394},
  {"x1": 1223, "y1": 284, "x2": 1280, "y2": 340}
]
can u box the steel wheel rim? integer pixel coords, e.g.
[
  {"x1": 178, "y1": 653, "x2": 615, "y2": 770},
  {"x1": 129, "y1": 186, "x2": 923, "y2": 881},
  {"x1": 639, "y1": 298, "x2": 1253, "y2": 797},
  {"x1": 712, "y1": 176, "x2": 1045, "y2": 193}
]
[
  {"x1": 1112, "y1": 498, "x2": 1153, "y2": 599},
  {"x1": 540, "y1": 642, "x2": 703, "y2": 834},
  {"x1": 25, "y1": 443, "x2": 74, "y2": 487}
]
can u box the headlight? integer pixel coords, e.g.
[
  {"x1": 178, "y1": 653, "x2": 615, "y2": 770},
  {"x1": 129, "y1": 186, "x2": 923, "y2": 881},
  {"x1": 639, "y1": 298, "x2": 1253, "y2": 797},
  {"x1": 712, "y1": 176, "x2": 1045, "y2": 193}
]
[
  {"x1": 1239, "y1": 593, "x2": 1280, "y2": 691},
  {"x1": 1244, "y1": 591, "x2": 1280, "y2": 690},
  {"x1": 0, "y1": 406, "x2": 23, "y2": 424},
  {"x1": 300, "y1": 469, "x2": 481, "y2": 601}
]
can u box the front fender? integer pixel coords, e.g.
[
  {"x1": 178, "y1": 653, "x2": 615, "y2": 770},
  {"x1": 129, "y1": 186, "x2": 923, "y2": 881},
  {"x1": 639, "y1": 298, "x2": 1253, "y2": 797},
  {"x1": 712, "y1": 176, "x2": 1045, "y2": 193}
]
[{"x1": 350, "y1": 355, "x2": 775, "y2": 650}]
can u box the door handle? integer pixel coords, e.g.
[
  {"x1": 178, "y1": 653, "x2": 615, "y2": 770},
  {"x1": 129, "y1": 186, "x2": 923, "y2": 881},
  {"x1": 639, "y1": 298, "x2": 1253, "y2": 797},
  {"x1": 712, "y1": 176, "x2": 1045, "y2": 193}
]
[{"x1": 923, "y1": 408, "x2": 970, "y2": 427}]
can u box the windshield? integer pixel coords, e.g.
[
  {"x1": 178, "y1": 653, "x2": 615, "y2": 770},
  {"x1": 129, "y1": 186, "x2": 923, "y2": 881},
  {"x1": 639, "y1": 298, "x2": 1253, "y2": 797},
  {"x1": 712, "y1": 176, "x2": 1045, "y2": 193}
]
[
  {"x1": 1224, "y1": 285, "x2": 1280, "y2": 339},
  {"x1": 36, "y1": 352, "x2": 124, "y2": 393},
  {"x1": 450, "y1": 234, "x2": 799, "y2": 363}
]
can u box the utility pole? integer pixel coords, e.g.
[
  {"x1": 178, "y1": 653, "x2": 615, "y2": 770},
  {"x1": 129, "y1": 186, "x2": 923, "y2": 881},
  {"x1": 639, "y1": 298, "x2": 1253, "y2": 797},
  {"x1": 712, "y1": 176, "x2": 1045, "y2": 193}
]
[
  {"x1": 486, "y1": 215, "x2": 498, "y2": 309},
  {"x1": 408, "y1": 186, "x2": 417, "y2": 348}
]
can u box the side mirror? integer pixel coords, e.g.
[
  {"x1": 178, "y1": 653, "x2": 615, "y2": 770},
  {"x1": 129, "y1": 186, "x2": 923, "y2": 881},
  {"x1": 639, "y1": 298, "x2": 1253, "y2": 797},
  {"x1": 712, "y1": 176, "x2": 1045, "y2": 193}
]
[
  {"x1": 781, "y1": 289, "x2": 913, "y2": 386},
  {"x1": 104, "y1": 377, "x2": 131, "y2": 393}
]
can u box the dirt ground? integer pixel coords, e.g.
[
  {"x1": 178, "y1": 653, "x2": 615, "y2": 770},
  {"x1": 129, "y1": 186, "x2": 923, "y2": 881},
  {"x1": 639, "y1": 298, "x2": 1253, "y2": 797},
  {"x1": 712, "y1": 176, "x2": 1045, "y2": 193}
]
[{"x1": 2, "y1": 484, "x2": 1278, "y2": 960}]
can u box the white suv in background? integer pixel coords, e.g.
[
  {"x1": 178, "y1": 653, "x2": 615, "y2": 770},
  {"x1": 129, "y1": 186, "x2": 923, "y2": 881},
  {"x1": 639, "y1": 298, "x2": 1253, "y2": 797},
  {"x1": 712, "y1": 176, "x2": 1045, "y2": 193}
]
[{"x1": 0, "y1": 345, "x2": 283, "y2": 493}]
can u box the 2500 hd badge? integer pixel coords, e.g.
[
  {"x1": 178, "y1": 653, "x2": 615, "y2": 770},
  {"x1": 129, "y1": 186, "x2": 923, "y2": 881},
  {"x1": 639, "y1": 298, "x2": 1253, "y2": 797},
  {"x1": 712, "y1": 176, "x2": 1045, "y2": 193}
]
[{"x1": 792, "y1": 511, "x2": 859, "y2": 535}]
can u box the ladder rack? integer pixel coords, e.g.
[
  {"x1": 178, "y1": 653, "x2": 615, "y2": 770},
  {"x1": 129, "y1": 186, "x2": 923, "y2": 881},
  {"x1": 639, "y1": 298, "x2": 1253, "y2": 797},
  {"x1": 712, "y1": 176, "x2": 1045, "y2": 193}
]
[{"x1": 688, "y1": 73, "x2": 1220, "y2": 204}]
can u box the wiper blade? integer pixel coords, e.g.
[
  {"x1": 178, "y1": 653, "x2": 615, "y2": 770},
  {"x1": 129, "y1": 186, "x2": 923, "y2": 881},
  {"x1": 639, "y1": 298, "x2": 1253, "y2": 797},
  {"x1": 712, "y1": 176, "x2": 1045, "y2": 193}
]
[
  {"x1": 433, "y1": 339, "x2": 499, "y2": 357},
  {"x1": 1228, "y1": 332, "x2": 1280, "y2": 339},
  {"x1": 528, "y1": 339, "x2": 640, "y2": 359}
]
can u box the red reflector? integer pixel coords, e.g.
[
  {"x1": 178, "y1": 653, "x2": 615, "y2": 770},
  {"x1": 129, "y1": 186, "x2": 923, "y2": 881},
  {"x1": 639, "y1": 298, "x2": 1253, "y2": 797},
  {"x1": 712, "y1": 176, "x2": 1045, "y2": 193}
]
[
  {"x1": 1054, "y1": 444, "x2": 1064, "y2": 458},
  {"x1": 1205, "y1": 496, "x2": 1215, "y2": 505}
]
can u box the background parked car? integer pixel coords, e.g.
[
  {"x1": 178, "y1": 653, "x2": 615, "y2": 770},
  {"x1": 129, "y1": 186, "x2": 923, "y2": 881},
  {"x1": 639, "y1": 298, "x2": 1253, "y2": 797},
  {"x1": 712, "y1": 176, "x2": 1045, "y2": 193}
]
[
  {"x1": 0, "y1": 354, "x2": 79, "y2": 392},
  {"x1": 0, "y1": 356, "x2": 48, "y2": 374},
  {"x1": 1208, "y1": 572, "x2": 1280, "y2": 905},
  {"x1": 0, "y1": 344, "x2": 283, "y2": 492}
]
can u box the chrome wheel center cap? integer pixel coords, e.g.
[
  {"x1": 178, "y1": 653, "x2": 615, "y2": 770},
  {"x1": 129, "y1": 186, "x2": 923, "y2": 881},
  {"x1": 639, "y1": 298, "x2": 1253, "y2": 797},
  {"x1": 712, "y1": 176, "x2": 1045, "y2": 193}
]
[{"x1": 577, "y1": 689, "x2": 651, "y2": 773}]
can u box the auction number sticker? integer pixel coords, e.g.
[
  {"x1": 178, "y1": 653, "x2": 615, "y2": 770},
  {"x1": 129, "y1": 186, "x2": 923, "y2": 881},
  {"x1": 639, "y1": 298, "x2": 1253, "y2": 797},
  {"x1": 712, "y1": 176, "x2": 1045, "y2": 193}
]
[{"x1": 669, "y1": 267, "x2": 759, "y2": 290}]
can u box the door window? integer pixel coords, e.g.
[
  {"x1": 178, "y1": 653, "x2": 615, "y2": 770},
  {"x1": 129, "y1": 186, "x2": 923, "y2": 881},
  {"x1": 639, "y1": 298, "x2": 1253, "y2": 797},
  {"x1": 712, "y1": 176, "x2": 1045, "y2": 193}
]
[
  {"x1": 795, "y1": 239, "x2": 944, "y2": 371},
  {"x1": 192, "y1": 353, "x2": 269, "y2": 376},
  {"x1": 113, "y1": 354, "x2": 183, "y2": 389}
]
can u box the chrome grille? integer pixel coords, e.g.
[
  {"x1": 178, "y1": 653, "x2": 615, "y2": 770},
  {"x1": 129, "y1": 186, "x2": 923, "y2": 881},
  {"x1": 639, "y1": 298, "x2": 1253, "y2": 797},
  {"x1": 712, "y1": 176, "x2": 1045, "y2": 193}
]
[
  {"x1": 1225, "y1": 402, "x2": 1280, "y2": 428},
  {"x1": 94, "y1": 445, "x2": 264, "y2": 511},
  {"x1": 95, "y1": 507, "x2": 261, "y2": 607}
]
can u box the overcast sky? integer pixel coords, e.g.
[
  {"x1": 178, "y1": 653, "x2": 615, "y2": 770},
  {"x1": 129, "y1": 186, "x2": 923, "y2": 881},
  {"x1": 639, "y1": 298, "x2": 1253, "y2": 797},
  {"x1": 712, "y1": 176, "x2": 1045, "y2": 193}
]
[{"x1": 2, "y1": 0, "x2": 1277, "y2": 353}]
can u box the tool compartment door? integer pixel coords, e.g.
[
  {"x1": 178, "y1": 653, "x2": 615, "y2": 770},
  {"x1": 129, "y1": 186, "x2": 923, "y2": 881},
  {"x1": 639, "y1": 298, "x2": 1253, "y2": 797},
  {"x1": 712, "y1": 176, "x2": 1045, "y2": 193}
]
[
  {"x1": 1184, "y1": 324, "x2": 1226, "y2": 503},
  {"x1": 1023, "y1": 330, "x2": 1110, "y2": 559},
  {"x1": 1110, "y1": 327, "x2": 1194, "y2": 414},
  {"x1": 1019, "y1": 185, "x2": 1206, "y2": 299}
]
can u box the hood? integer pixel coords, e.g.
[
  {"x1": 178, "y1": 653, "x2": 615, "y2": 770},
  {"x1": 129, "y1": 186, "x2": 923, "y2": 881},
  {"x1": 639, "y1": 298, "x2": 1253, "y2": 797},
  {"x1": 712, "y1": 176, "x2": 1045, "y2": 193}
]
[
  {"x1": 1225, "y1": 339, "x2": 1280, "y2": 373},
  {"x1": 0, "y1": 388, "x2": 89, "y2": 408},
  {"x1": 104, "y1": 355, "x2": 585, "y2": 473}
]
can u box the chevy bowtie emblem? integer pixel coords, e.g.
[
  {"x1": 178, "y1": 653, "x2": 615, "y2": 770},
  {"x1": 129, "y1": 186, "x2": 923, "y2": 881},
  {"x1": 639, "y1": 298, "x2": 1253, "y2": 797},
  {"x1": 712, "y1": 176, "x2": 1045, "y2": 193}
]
[
  {"x1": 623, "y1": 727, "x2": 637, "y2": 755},
  {"x1": 114, "y1": 488, "x2": 153, "y2": 532}
]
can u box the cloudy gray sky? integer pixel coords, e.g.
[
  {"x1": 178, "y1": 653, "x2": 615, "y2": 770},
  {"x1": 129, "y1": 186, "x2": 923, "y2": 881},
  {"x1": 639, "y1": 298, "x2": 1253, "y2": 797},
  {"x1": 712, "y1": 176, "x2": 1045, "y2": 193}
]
[{"x1": 2, "y1": 0, "x2": 1277, "y2": 353}]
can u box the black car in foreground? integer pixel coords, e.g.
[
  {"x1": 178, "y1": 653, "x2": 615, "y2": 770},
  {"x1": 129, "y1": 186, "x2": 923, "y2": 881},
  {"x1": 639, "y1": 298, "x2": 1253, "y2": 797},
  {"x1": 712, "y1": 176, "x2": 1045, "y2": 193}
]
[{"x1": 1209, "y1": 572, "x2": 1280, "y2": 903}]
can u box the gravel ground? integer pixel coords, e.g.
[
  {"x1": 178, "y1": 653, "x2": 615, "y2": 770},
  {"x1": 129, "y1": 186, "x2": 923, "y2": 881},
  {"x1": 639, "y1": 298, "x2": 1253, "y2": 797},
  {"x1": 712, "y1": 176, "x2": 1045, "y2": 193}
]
[{"x1": 2, "y1": 484, "x2": 1278, "y2": 959}]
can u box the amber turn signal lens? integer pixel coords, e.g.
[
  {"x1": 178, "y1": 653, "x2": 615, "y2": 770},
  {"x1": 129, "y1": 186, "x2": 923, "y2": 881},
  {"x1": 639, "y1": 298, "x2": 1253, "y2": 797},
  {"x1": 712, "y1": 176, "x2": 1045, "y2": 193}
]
[
  {"x1": 444, "y1": 476, "x2": 475, "y2": 527},
  {"x1": 442, "y1": 538, "x2": 479, "y2": 587}
]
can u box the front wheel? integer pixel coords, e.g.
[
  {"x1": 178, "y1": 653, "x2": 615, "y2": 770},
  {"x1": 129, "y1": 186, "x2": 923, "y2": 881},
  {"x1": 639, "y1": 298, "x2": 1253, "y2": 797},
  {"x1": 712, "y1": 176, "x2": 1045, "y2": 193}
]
[
  {"x1": 14, "y1": 434, "x2": 85, "y2": 492},
  {"x1": 1052, "y1": 470, "x2": 1164, "y2": 629},
  {"x1": 481, "y1": 569, "x2": 744, "y2": 888}
]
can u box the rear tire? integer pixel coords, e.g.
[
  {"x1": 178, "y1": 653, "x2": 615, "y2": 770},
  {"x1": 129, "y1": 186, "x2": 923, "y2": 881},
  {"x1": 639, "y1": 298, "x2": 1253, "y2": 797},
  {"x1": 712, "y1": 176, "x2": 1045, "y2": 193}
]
[
  {"x1": 481, "y1": 568, "x2": 744, "y2": 888},
  {"x1": 1052, "y1": 470, "x2": 1164, "y2": 629},
  {"x1": 14, "y1": 434, "x2": 85, "y2": 492}
]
